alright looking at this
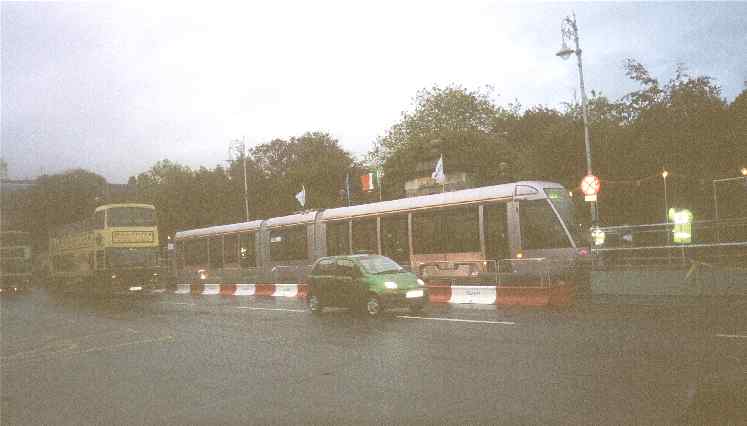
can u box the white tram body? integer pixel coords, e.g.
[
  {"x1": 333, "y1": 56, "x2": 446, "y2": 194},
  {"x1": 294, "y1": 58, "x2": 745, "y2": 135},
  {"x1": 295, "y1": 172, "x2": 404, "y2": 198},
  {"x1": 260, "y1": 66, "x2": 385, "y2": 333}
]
[{"x1": 174, "y1": 181, "x2": 587, "y2": 288}]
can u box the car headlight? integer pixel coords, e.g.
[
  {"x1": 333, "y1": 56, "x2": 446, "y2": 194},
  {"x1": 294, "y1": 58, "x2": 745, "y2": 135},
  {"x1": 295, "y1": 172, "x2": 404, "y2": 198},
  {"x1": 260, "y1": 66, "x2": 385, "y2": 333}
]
[
  {"x1": 406, "y1": 289, "x2": 424, "y2": 299},
  {"x1": 384, "y1": 281, "x2": 398, "y2": 289},
  {"x1": 417, "y1": 278, "x2": 425, "y2": 286}
]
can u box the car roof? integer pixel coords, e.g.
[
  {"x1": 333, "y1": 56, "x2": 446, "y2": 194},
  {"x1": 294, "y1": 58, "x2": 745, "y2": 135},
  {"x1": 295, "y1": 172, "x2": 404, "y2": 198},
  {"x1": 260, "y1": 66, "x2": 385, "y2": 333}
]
[{"x1": 316, "y1": 254, "x2": 384, "y2": 263}]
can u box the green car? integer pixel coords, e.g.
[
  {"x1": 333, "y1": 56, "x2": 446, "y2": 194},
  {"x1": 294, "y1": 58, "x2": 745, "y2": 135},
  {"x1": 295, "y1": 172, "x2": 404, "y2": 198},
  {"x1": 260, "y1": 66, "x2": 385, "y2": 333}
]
[{"x1": 307, "y1": 254, "x2": 427, "y2": 317}]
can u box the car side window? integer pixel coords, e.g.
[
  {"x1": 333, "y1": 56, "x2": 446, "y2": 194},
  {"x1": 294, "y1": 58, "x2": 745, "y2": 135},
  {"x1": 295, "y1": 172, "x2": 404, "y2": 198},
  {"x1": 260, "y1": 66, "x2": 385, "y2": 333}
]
[
  {"x1": 314, "y1": 258, "x2": 336, "y2": 275},
  {"x1": 336, "y1": 259, "x2": 357, "y2": 279}
]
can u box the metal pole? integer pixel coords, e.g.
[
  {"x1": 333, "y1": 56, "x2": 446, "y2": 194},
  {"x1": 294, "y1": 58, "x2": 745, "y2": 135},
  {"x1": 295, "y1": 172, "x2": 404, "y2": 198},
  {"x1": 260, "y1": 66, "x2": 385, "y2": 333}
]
[
  {"x1": 663, "y1": 174, "x2": 671, "y2": 263},
  {"x1": 663, "y1": 175, "x2": 669, "y2": 224},
  {"x1": 712, "y1": 179, "x2": 720, "y2": 243},
  {"x1": 567, "y1": 14, "x2": 598, "y2": 225},
  {"x1": 242, "y1": 143, "x2": 249, "y2": 222}
]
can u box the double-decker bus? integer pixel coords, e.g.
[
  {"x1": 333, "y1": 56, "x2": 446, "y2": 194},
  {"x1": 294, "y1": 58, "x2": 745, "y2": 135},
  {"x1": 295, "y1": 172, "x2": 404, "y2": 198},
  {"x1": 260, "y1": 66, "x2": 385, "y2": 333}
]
[
  {"x1": 49, "y1": 203, "x2": 161, "y2": 292},
  {"x1": 174, "y1": 181, "x2": 588, "y2": 301},
  {"x1": 1, "y1": 231, "x2": 33, "y2": 293}
]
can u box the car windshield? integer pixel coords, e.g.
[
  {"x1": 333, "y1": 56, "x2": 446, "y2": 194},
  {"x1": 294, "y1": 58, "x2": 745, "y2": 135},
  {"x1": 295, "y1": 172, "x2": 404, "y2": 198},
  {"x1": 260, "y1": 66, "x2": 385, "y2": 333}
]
[{"x1": 357, "y1": 256, "x2": 404, "y2": 274}]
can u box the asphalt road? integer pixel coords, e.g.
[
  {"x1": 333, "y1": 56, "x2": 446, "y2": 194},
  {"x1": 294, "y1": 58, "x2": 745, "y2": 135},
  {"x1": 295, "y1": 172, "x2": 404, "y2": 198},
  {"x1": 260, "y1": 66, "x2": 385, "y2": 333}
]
[{"x1": 2, "y1": 288, "x2": 745, "y2": 425}]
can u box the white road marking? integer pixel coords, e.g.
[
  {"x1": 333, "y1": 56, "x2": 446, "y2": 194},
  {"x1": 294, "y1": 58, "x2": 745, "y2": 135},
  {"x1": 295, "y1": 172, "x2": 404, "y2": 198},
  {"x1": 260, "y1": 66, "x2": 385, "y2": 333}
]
[
  {"x1": 160, "y1": 302, "x2": 195, "y2": 306},
  {"x1": 396, "y1": 315, "x2": 515, "y2": 325},
  {"x1": 236, "y1": 306, "x2": 307, "y2": 313},
  {"x1": 716, "y1": 334, "x2": 747, "y2": 339}
]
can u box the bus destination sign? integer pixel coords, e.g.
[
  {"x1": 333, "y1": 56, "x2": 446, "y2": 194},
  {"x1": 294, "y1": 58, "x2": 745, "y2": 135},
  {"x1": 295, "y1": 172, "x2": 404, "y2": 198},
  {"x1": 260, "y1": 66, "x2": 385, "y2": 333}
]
[{"x1": 112, "y1": 231, "x2": 154, "y2": 244}]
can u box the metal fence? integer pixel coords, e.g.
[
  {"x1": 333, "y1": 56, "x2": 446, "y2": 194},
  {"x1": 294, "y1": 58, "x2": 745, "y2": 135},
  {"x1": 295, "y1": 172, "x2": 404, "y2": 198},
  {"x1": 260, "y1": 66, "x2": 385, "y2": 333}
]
[{"x1": 591, "y1": 218, "x2": 747, "y2": 269}]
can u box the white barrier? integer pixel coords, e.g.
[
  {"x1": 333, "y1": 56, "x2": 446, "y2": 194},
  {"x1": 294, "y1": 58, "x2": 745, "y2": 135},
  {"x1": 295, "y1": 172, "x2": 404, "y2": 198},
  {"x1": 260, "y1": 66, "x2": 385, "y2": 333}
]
[
  {"x1": 175, "y1": 284, "x2": 191, "y2": 294},
  {"x1": 234, "y1": 284, "x2": 256, "y2": 296},
  {"x1": 273, "y1": 284, "x2": 299, "y2": 297},
  {"x1": 449, "y1": 286, "x2": 497, "y2": 304},
  {"x1": 202, "y1": 284, "x2": 221, "y2": 295}
]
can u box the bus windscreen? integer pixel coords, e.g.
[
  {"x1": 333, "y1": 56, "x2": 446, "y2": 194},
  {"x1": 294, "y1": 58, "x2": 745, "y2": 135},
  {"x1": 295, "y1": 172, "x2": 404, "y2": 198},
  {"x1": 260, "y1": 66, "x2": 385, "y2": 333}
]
[{"x1": 107, "y1": 207, "x2": 156, "y2": 227}]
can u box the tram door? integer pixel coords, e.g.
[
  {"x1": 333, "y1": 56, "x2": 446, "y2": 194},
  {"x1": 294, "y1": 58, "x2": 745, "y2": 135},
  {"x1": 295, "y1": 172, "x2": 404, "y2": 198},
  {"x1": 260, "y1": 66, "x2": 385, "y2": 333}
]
[{"x1": 484, "y1": 203, "x2": 510, "y2": 270}]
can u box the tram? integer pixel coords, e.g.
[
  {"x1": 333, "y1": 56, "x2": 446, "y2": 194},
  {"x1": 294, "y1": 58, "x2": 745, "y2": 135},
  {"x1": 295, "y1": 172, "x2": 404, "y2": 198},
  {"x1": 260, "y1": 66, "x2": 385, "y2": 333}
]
[
  {"x1": 174, "y1": 181, "x2": 588, "y2": 292},
  {"x1": 49, "y1": 203, "x2": 162, "y2": 292}
]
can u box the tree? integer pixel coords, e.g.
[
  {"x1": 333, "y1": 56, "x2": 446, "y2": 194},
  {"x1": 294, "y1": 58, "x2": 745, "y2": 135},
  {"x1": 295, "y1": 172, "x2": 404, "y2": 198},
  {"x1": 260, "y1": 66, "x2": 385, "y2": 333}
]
[
  {"x1": 28, "y1": 169, "x2": 107, "y2": 247},
  {"x1": 371, "y1": 85, "x2": 516, "y2": 198},
  {"x1": 248, "y1": 132, "x2": 357, "y2": 216},
  {"x1": 0, "y1": 158, "x2": 8, "y2": 179}
]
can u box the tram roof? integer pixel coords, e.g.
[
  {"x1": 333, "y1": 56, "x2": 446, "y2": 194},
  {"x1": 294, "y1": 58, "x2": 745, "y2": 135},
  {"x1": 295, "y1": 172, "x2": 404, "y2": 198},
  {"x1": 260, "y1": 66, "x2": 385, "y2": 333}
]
[
  {"x1": 264, "y1": 211, "x2": 318, "y2": 228},
  {"x1": 175, "y1": 220, "x2": 263, "y2": 239},
  {"x1": 320, "y1": 180, "x2": 562, "y2": 221},
  {"x1": 173, "y1": 181, "x2": 564, "y2": 239}
]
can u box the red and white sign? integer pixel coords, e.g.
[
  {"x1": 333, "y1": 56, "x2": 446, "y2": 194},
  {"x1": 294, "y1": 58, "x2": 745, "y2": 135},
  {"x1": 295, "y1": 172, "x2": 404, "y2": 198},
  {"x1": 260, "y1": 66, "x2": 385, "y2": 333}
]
[{"x1": 581, "y1": 174, "x2": 600, "y2": 197}]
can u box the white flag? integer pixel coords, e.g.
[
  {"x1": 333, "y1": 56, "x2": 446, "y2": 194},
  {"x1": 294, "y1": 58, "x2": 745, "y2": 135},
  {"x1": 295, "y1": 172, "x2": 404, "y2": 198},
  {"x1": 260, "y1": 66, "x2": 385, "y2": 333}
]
[
  {"x1": 295, "y1": 185, "x2": 306, "y2": 208},
  {"x1": 432, "y1": 154, "x2": 445, "y2": 184}
]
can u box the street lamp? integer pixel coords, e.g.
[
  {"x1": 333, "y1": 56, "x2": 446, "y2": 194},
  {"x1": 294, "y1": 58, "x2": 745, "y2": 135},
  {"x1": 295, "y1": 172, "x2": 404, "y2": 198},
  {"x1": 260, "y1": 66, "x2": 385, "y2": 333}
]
[
  {"x1": 229, "y1": 138, "x2": 250, "y2": 222},
  {"x1": 662, "y1": 169, "x2": 669, "y2": 224},
  {"x1": 556, "y1": 13, "x2": 597, "y2": 225}
]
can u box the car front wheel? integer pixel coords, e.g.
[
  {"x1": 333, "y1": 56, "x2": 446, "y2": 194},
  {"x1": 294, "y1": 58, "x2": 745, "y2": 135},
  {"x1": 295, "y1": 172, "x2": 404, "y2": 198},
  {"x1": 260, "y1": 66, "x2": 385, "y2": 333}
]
[{"x1": 365, "y1": 295, "x2": 383, "y2": 317}]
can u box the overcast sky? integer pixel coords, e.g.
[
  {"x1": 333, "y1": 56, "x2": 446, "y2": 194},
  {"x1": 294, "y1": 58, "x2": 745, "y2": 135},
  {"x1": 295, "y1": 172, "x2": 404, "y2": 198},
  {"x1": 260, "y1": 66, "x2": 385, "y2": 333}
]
[{"x1": 2, "y1": 1, "x2": 746, "y2": 182}]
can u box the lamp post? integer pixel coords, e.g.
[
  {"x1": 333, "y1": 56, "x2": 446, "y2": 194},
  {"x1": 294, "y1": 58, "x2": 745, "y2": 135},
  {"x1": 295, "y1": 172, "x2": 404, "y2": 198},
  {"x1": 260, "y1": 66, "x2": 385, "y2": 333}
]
[
  {"x1": 229, "y1": 138, "x2": 250, "y2": 222},
  {"x1": 662, "y1": 169, "x2": 669, "y2": 224},
  {"x1": 557, "y1": 13, "x2": 597, "y2": 225}
]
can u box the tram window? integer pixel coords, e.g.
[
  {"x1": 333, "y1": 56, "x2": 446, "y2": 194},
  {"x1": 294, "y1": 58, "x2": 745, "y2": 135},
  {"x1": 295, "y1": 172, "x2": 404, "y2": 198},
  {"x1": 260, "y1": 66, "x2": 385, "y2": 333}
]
[
  {"x1": 484, "y1": 203, "x2": 509, "y2": 261},
  {"x1": 209, "y1": 237, "x2": 223, "y2": 269},
  {"x1": 239, "y1": 233, "x2": 256, "y2": 268},
  {"x1": 352, "y1": 218, "x2": 377, "y2": 254},
  {"x1": 413, "y1": 212, "x2": 439, "y2": 254},
  {"x1": 326, "y1": 221, "x2": 349, "y2": 256},
  {"x1": 93, "y1": 211, "x2": 105, "y2": 229},
  {"x1": 413, "y1": 206, "x2": 479, "y2": 254},
  {"x1": 270, "y1": 226, "x2": 308, "y2": 261},
  {"x1": 444, "y1": 207, "x2": 479, "y2": 252},
  {"x1": 381, "y1": 215, "x2": 409, "y2": 261},
  {"x1": 520, "y1": 200, "x2": 572, "y2": 249},
  {"x1": 224, "y1": 234, "x2": 238, "y2": 268},
  {"x1": 185, "y1": 239, "x2": 208, "y2": 266}
]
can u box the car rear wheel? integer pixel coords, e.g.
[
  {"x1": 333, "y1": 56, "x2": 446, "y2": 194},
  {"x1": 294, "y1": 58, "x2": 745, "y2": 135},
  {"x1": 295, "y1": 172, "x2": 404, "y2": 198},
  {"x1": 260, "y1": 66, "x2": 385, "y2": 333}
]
[
  {"x1": 409, "y1": 303, "x2": 424, "y2": 314},
  {"x1": 309, "y1": 294, "x2": 323, "y2": 314},
  {"x1": 366, "y1": 295, "x2": 383, "y2": 317}
]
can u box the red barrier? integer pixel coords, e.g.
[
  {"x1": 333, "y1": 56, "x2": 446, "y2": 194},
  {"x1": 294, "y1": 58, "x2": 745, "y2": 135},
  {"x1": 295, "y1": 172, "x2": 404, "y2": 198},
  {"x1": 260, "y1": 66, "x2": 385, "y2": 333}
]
[
  {"x1": 220, "y1": 284, "x2": 236, "y2": 296},
  {"x1": 297, "y1": 284, "x2": 309, "y2": 299},
  {"x1": 494, "y1": 283, "x2": 576, "y2": 307},
  {"x1": 426, "y1": 284, "x2": 452, "y2": 304},
  {"x1": 254, "y1": 284, "x2": 275, "y2": 296}
]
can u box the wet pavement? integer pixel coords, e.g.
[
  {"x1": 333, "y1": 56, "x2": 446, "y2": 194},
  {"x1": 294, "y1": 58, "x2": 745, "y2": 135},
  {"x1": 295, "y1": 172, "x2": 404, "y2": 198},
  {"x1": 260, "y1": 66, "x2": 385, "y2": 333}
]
[{"x1": 2, "y1": 287, "x2": 745, "y2": 425}]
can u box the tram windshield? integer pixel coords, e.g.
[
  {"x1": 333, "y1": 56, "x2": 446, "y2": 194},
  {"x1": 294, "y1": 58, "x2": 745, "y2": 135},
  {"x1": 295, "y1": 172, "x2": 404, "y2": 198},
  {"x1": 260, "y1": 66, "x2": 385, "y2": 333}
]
[
  {"x1": 544, "y1": 188, "x2": 580, "y2": 246},
  {"x1": 107, "y1": 207, "x2": 156, "y2": 227}
]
